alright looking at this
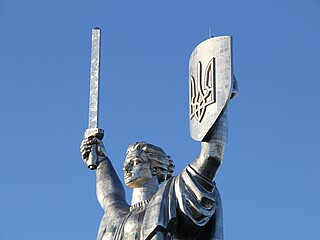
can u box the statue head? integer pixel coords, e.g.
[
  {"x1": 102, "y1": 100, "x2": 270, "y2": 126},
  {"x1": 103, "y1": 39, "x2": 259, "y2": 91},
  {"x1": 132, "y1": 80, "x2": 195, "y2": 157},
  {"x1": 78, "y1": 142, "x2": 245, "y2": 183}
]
[{"x1": 123, "y1": 142, "x2": 175, "y2": 188}]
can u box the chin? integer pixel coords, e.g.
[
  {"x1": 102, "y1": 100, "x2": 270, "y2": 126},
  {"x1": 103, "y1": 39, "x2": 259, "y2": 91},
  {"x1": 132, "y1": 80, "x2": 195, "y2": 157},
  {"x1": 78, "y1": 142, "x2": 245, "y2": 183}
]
[
  {"x1": 124, "y1": 175, "x2": 138, "y2": 187},
  {"x1": 125, "y1": 180, "x2": 139, "y2": 188},
  {"x1": 125, "y1": 176, "x2": 149, "y2": 188}
]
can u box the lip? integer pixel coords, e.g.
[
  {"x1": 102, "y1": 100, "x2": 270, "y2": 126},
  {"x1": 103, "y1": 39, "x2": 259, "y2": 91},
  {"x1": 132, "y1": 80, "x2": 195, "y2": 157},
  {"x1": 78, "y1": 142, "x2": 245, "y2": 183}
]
[{"x1": 124, "y1": 173, "x2": 132, "y2": 178}]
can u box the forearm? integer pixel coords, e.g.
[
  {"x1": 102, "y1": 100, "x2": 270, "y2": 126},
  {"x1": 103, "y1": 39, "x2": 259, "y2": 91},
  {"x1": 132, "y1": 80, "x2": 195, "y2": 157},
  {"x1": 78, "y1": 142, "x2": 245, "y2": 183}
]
[
  {"x1": 189, "y1": 110, "x2": 228, "y2": 181},
  {"x1": 96, "y1": 157, "x2": 127, "y2": 210}
]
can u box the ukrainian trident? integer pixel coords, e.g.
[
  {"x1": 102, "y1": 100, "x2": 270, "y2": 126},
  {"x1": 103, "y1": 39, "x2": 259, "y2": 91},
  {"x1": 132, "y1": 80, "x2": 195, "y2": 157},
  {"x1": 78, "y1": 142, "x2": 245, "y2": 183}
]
[{"x1": 189, "y1": 36, "x2": 235, "y2": 141}]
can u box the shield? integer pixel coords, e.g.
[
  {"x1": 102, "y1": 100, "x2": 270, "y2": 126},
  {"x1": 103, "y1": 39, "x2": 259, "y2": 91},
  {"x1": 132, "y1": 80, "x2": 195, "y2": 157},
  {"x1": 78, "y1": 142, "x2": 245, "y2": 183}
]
[{"x1": 189, "y1": 36, "x2": 233, "y2": 141}]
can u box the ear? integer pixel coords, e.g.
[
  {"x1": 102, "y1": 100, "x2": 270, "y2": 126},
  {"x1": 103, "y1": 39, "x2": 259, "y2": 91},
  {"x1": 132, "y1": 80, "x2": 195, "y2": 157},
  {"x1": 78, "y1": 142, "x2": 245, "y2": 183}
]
[
  {"x1": 156, "y1": 169, "x2": 167, "y2": 183},
  {"x1": 150, "y1": 167, "x2": 157, "y2": 176}
]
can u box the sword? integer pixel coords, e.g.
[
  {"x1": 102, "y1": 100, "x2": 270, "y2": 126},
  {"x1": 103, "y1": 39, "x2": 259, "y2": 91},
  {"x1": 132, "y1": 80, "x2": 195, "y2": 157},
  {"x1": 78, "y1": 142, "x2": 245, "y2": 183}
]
[{"x1": 84, "y1": 27, "x2": 104, "y2": 170}]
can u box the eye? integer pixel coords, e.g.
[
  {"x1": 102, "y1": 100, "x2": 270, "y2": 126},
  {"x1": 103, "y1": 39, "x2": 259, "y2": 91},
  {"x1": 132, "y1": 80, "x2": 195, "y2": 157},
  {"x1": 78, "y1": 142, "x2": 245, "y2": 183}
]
[{"x1": 133, "y1": 158, "x2": 143, "y2": 166}]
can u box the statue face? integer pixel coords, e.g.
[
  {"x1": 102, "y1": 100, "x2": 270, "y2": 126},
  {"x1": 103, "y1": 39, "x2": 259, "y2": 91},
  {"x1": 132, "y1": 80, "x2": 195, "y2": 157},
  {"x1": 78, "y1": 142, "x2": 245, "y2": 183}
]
[{"x1": 123, "y1": 149, "x2": 153, "y2": 188}]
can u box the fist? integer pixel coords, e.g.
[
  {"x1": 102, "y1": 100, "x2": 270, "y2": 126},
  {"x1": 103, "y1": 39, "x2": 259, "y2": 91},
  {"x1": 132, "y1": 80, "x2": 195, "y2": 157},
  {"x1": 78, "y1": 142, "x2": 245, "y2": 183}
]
[{"x1": 80, "y1": 137, "x2": 107, "y2": 168}]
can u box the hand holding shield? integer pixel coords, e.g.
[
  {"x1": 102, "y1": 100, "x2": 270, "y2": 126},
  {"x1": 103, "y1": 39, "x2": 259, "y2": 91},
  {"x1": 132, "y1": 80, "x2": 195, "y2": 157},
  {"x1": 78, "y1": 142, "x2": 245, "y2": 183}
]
[{"x1": 189, "y1": 36, "x2": 236, "y2": 142}]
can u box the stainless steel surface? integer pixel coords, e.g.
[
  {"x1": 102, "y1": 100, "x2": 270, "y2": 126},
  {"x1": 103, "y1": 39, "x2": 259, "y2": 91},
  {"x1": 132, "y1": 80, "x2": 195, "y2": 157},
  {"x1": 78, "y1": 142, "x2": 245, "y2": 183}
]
[
  {"x1": 88, "y1": 27, "x2": 101, "y2": 130},
  {"x1": 189, "y1": 36, "x2": 233, "y2": 141},
  {"x1": 84, "y1": 27, "x2": 104, "y2": 170},
  {"x1": 80, "y1": 136, "x2": 226, "y2": 239},
  {"x1": 80, "y1": 36, "x2": 238, "y2": 239}
]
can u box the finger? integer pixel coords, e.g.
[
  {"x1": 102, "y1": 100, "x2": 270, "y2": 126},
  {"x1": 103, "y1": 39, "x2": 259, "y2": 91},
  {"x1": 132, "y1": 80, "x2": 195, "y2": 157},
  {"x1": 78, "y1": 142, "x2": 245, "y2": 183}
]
[
  {"x1": 80, "y1": 144, "x2": 85, "y2": 152},
  {"x1": 81, "y1": 142, "x2": 92, "y2": 148},
  {"x1": 82, "y1": 148, "x2": 91, "y2": 157},
  {"x1": 82, "y1": 137, "x2": 92, "y2": 144},
  {"x1": 80, "y1": 144, "x2": 92, "y2": 154},
  {"x1": 80, "y1": 140, "x2": 89, "y2": 149},
  {"x1": 80, "y1": 138, "x2": 93, "y2": 148}
]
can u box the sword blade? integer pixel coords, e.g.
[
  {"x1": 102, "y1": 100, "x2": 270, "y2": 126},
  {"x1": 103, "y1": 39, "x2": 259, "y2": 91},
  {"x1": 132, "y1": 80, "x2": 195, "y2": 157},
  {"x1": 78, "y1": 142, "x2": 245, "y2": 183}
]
[{"x1": 88, "y1": 27, "x2": 101, "y2": 129}]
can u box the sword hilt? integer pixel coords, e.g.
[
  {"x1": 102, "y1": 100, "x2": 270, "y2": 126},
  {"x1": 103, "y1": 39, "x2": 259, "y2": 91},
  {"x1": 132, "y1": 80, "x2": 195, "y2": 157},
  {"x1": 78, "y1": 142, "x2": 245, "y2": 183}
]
[{"x1": 84, "y1": 128, "x2": 104, "y2": 170}]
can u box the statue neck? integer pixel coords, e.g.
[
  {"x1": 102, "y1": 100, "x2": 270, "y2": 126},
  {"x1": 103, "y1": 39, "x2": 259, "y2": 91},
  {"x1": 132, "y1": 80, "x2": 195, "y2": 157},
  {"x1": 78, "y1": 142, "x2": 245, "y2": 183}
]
[{"x1": 131, "y1": 176, "x2": 158, "y2": 207}]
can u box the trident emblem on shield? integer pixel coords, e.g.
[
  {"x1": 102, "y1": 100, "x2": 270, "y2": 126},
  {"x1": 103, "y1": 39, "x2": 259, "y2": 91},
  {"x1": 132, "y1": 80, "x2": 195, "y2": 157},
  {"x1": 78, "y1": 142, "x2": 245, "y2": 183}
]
[
  {"x1": 189, "y1": 36, "x2": 233, "y2": 141},
  {"x1": 189, "y1": 58, "x2": 216, "y2": 123}
]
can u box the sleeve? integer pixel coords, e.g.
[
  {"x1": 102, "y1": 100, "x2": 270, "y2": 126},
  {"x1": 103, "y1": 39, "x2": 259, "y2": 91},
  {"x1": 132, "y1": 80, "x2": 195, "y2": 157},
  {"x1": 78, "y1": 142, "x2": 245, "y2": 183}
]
[{"x1": 175, "y1": 164, "x2": 217, "y2": 226}]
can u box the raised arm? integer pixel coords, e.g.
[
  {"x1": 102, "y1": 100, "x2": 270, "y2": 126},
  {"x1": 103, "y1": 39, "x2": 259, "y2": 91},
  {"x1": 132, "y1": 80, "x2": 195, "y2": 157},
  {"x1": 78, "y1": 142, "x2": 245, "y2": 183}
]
[
  {"x1": 171, "y1": 111, "x2": 228, "y2": 238},
  {"x1": 96, "y1": 157, "x2": 128, "y2": 210},
  {"x1": 189, "y1": 75, "x2": 237, "y2": 182},
  {"x1": 80, "y1": 138, "x2": 128, "y2": 210},
  {"x1": 189, "y1": 109, "x2": 228, "y2": 182}
]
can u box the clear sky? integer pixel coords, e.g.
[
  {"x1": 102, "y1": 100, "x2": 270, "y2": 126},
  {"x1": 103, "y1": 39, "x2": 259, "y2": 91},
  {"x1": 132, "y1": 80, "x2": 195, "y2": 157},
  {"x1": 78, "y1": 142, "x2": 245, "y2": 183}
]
[{"x1": 1, "y1": 0, "x2": 319, "y2": 239}]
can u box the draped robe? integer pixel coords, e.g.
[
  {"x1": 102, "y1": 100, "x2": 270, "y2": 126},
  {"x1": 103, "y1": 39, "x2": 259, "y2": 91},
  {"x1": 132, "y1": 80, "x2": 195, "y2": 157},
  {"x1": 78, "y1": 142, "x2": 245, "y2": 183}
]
[{"x1": 96, "y1": 161, "x2": 223, "y2": 240}]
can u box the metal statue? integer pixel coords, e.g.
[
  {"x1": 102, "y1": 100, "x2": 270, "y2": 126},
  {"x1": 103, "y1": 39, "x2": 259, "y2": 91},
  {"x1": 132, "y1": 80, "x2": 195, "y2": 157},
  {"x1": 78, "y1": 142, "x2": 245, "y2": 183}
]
[
  {"x1": 84, "y1": 27, "x2": 104, "y2": 170},
  {"x1": 80, "y1": 31, "x2": 238, "y2": 240}
]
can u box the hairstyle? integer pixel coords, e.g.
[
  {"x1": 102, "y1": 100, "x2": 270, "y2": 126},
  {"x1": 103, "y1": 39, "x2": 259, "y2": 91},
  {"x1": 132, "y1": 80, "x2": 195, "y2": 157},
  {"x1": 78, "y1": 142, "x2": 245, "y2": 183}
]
[{"x1": 126, "y1": 142, "x2": 175, "y2": 184}]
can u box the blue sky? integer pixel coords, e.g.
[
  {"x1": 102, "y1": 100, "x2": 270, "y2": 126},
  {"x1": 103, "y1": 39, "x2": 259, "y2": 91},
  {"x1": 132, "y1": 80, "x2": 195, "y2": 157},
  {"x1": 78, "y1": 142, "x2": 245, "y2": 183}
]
[{"x1": 1, "y1": 0, "x2": 320, "y2": 239}]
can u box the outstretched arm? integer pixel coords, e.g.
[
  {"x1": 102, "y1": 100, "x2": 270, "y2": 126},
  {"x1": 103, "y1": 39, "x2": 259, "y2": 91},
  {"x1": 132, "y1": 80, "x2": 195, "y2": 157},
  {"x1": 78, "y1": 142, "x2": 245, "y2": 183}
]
[
  {"x1": 80, "y1": 138, "x2": 128, "y2": 211},
  {"x1": 189, "y1": 109, "x2": 228, "y2": 181}
]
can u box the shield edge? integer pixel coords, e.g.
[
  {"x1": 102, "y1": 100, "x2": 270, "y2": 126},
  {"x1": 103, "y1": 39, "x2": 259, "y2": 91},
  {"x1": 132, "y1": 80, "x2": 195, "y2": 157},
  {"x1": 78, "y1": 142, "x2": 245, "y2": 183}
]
[{"x1": 189, "y1": 36, "x2": 233, "y2": 141}]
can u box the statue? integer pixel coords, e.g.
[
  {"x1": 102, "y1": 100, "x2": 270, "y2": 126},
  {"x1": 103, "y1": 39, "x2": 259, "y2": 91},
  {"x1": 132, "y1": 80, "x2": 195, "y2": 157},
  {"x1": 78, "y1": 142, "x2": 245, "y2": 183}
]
[{"x1": 80, "y1": 29, "x2": 238, "y2": 240}]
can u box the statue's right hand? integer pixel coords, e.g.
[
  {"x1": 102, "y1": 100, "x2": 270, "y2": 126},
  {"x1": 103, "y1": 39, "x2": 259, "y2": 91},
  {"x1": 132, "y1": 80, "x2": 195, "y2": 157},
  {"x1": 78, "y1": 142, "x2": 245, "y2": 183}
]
[
  {"x1": 80, "y1": 137, "x2": 107, "y2": 166},
  {"x1": 80, "y1": 138, "x2": 92, "y2": 162}
]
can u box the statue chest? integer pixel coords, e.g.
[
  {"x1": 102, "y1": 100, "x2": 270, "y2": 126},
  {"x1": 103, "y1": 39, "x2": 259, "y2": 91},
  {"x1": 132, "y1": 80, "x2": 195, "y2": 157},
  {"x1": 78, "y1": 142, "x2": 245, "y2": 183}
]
[
  {"x1": 122, "y1": 208, "x2": 146, "y2": 239},
  {"x1": 102, "y1": 207, "x2": 148, "y2": 240}
]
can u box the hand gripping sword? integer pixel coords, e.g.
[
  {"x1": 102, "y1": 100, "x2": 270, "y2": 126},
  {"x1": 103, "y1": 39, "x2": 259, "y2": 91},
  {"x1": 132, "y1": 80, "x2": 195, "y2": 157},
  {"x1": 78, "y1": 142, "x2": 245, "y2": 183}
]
[{"x1": 84, "y1": 27, "x2": 104, "y2": 170}]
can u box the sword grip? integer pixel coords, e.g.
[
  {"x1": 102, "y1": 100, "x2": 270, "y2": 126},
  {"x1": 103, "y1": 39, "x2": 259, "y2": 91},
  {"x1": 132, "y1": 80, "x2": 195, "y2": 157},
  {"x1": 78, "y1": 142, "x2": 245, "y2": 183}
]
[
  {"x1": 84, "y1": 128, "x2": 104, "y2": 170},
  {"x1": 87, "y1": 143, "x2": 98, "y2": 170}
]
